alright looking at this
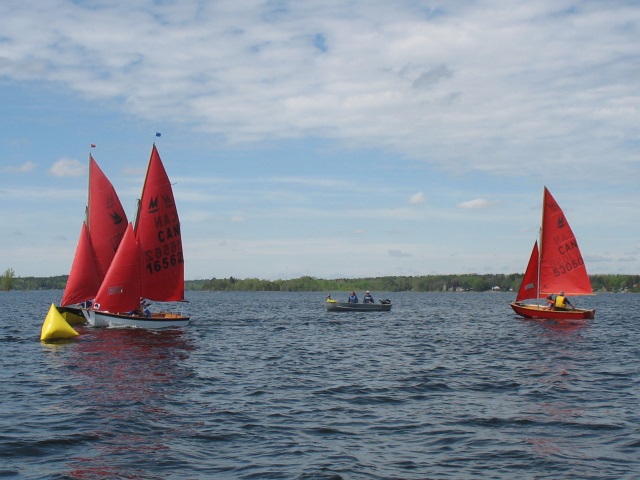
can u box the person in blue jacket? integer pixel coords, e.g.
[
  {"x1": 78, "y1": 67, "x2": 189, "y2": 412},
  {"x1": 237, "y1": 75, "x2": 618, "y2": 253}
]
[
  {"x1": 348, "y1": 291, "x2": 359, "y2": 303},
  {"x1": 363, "y1": 291, "x2": 374, "y2": 303}
]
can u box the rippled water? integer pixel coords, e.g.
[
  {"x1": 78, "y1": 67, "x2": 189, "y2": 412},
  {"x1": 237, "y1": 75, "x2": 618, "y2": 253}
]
[{"x1": 1, "y1": 290, "x2": 638, "y2": 479}]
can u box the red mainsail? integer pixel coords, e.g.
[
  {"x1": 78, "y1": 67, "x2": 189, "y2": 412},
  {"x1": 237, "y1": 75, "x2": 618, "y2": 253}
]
[
  {"x1": 60, "y1": 222, "x2": 102, "y2": 306},
  {"x1": 134, "y1": 145, "x2": 185, "y2": 302},
  {"x1": 538, "y1": 187, "x2": 592, "y2": 296},
  {"x1": 93, "y1": 223, "x2": 142, "y2": 313},
  {"x1": 87, "y1": 155, "x2": 128, "y2": 280}
]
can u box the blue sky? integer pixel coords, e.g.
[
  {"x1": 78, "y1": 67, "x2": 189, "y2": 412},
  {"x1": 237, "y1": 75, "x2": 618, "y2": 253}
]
[{"x1": 1, "y1": 1, "x2": 639, "y2": 281}]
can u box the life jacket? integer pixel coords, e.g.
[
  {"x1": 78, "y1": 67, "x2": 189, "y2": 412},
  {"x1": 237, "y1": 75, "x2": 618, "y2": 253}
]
[{"x1": 554, "y1": 295, "x2": 566, "y2": 308}]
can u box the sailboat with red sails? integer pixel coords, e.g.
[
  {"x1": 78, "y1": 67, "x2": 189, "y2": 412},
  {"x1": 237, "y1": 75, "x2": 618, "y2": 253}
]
[
  {"x1": 58, "y1": 155, "x2": 128, "y2": 324},
  {"x1": 510, "y1": 187, "x2": 595, "y2": 320},
  {"x1": 85, "y1": 144, "x2": 189, "y2": 328}
]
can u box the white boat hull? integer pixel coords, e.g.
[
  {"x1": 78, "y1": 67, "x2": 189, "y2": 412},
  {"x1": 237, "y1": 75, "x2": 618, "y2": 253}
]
[{"x1": 85, "y1": 309, "x2": 189, "y2": 328}]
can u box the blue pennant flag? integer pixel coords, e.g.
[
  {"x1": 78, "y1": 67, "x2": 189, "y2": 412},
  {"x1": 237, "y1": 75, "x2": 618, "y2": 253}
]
[{"x1": 155, "y1": 132, "x2": 161, "y2": 137}]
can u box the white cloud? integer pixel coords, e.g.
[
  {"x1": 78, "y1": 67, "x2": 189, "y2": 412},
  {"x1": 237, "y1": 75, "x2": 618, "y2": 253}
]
[
  {"x1": 3, "y1": 161, "x2": 36, "y2": 173},
  {"x1": 409, "y1": 191, "x2": 426, "y2": 204},
  {"x1": 0, "y1": 1, "x2": 636, "y2": 182},
  {"x1": 458, "y1": 198, "x2": 497, "y2": 210},
  {"x1": 49, "y1": 158, "x2": 86, "y2": 177}
]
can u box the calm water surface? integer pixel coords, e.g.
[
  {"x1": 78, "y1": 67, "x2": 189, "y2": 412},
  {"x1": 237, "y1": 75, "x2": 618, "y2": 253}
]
[{"x1": 0, "y1": 291, "x2": 638, "y2": 479}]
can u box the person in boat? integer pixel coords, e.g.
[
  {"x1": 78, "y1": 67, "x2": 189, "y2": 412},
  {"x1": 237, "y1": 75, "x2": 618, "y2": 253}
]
[
  {"x1": 140, "y1": 298, "x2": 151, "y2": 317},
  {"x1": 363, "y1": 291, "x2": 374, "y2": 304},
  {"x1": 545, "y1": 295, "x2": 555, "y2": 310},
  {"x1": 554, "y1": 291, "x2": 574, "y2": 310},
  {"x1": 348, "y1": 291, "x2": 359, "y2": 303}
]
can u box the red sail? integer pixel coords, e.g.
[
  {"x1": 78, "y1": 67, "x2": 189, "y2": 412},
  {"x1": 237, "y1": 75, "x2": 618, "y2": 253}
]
[
  {"x1": 93, "y1": 223, "x2": 142, "y2": 313},
  {"x1": 61, "y1": 222, "x2": 102, "y2": 306},
  {"x1": 134, "y1": 145, "x2": 185, "y2": 302},
  {"x1": 516, "y1": 241, "x2": 539, "y2": 302},
  {"x1": 539, "y1": 187, "x2": 592, "y2": 296},
  {"x1": 87, "y1": 155, "x2": 128, "y2": 280}
]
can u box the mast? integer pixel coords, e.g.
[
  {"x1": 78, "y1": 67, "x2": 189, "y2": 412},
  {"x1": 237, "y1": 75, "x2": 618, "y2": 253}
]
[
  {"x1": 536, "y1": 227, "x2": 542, "y2": 302},
  {"x1": 537, "y1": 187, "x2": 547, "y2": 302},
  {"x1": 86, "y1": 153, "x2": 93, "y2": 229}
]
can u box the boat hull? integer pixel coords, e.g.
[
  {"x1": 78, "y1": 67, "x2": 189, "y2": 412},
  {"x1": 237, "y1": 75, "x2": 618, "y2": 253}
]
[
  {"x1": 85, "y1": 309, "x2": 190, "y2": 328},
  {"x1": 57, "y1": 306, "x2": 88, "y2": 325},
  {"x1": 326, "y1": 301, "x2": 391, "y2": 312},
  {"x1": 510, "y1": 302, "x2": 595, "y2": 320}
]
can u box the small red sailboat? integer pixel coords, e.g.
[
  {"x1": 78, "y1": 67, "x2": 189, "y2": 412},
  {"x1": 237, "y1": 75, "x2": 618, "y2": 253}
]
[
  {"x1": 87, "y1": 144, "x2": 189, "y2": 328},
  {"x1": 510, "y1": 187, "x2": 595, "y2": 320}
]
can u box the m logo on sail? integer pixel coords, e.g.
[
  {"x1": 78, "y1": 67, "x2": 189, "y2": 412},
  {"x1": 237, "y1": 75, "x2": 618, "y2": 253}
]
[
  {"x1": 110, "y1": 212, "x2": 124, "y2": 225},
  {"x1": 557, "y1": 216, "x2": 566, "y2": 228},
  {"x1": 148, "y1": 196, "x2": 159, "y2": 214}
]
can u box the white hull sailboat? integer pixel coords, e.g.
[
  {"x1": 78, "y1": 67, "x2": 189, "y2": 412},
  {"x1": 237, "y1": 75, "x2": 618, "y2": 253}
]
[{"x1": 88, "y1": 144, "x2": 189, "y2": 328}]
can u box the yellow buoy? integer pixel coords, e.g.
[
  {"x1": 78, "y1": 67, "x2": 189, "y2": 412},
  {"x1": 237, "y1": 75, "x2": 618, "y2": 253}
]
[
  {"x1": 41, "y1": 304, "x2": 79, "y2": 341},
  {"x1": 60, "y1": 309, "x2": 87, "y2": 326}
]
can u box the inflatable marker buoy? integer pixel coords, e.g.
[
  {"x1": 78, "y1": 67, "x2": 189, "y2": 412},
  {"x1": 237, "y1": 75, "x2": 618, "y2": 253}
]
[
  {"x1": 41, "y1": 304, "x2": 79, "y2": 341},
  {"x1": 59, "y1": 309, "x2": 87, "y2": 326}
]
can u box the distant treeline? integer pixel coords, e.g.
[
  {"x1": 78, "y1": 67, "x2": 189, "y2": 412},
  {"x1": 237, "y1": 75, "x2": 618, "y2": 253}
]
[
  {"x1": 6, "y1": 273, "x2": 636, "y2": 293},
  {"x1": 186, "y1": 274, "x2": 640, "y2": 293}
]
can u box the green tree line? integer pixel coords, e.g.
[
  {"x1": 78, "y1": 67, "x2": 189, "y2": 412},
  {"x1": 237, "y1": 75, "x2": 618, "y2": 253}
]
[
  {"x1": 0, "y1": 272, "x2": 68, "y2": 291},
  {"x1": 189, "y1": 274, "x2": 640, "y2": 293},
  {"x1": 2, "y1": 271, "x2": 638, "y2": 293}
]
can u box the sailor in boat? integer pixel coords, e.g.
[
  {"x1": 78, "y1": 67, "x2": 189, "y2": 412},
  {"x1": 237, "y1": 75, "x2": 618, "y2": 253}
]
[
  {"x1": 553, "y1": 291, "x2": 574, "y2": 311},
  {"x1": 363, "y1": 291, "x2": 374, "y2": 304},
  {"x1": 545, "y1": 295, "x2": 555, "y2": 310},
  {"x1": 348, "y1": 291, "x2": 359, "y2": 303},
  {"x1": 126, "y1": 298, "x2": 152, "y2": 317},
  {"x1": 140, "y1": 298, "x2": 151, "y2": 317}
]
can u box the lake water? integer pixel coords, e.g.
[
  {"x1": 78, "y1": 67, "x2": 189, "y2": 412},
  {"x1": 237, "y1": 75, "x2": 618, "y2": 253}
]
[{"x1": 0, "y1": 291, "x2": 638, "y2": 479}]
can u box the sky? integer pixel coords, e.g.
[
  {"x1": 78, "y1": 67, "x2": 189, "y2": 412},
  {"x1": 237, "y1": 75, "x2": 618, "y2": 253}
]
[{"x1": 1, "y1": 0, "x2": 639, "y2": 281}]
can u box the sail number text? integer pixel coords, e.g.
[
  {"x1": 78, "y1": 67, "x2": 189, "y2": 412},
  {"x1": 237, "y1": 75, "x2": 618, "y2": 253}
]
[
  {"x1": 551, "y1": 255, "x2": 584, "y2": 277},
  {"x1": 144, "y1": 240, "x2": 184, "y2": 274},
  {"x1": 550, "y1": 237, "x2": 585, "y2": 277}
]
